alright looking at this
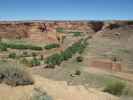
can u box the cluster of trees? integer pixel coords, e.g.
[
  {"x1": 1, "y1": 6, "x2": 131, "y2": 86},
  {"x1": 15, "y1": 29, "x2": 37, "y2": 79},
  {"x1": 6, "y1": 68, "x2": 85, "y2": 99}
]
[
  {"x1": 45, "y1": 38, "x2": 88, "y2": 66},
  {"x1": 0, "y1": 42, "x2": 43, "y2": 51}
]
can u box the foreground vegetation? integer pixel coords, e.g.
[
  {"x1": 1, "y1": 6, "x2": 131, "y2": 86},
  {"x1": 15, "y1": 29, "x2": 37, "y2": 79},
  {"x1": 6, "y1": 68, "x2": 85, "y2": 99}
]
[
  {"x1": 0, "y1": 60, "x2": 33, "y2": 86},
  {"x1": 103, "y1": 80, "x2": 126, "y2": 96}
]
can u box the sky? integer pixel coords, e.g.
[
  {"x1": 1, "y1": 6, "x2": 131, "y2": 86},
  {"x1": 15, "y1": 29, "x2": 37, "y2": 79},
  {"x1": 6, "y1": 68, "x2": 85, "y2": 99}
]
[{"x1": 0, "y1": 0, "x2": 133, "y2": 20}]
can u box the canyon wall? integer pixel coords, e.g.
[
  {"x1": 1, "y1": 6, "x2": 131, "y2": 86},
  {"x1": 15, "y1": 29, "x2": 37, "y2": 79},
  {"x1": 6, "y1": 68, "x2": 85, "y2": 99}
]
[{"x1": 0, "y1": 21, "x2": 132, "y2": 39}]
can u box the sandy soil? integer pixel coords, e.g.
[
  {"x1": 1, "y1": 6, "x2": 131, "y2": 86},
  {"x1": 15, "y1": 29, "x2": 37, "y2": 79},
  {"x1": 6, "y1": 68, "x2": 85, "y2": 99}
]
[{"x1": 0, "y1": 75, "x2": 119, "y2": 100}]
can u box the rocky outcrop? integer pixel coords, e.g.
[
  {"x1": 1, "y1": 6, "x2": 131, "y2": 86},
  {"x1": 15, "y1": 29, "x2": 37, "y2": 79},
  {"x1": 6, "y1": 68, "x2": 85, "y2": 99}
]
[
  {"x1": 102, "y1": 21, "x2": 133, "y2": 30},
  {"x1": 88, "y1": 21, "x2": 104, "y2": 32},
  {"x1": 0, "y1": 21, "x2": 133, "y2": 39}
]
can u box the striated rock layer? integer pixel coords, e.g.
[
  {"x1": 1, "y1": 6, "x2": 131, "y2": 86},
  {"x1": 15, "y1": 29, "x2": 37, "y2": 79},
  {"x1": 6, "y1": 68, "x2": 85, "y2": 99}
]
[{"x1": 0, "y1": 20, "x2": 133, "y2": 39}]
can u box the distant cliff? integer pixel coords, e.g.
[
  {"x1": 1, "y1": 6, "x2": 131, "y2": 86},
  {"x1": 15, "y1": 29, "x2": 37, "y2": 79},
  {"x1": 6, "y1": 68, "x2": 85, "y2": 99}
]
[{"x1": 0, "y1": 20, "x2": 132, "y2": 38}]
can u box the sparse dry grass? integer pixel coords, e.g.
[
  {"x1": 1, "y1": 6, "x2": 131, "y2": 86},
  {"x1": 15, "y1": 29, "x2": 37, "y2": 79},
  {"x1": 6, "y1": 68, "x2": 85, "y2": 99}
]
[
  {"x1": 0, "y1": 60, "x2": 34, "y2": 86},
  {"x1": 103, "y1": 80, "x2": 126, "y2": 96}
]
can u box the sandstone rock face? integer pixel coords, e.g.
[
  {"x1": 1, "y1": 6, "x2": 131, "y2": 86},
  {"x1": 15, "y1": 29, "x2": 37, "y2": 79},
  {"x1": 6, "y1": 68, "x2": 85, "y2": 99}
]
[
  {"x1": 0, "y1": 21, "x2": 133, "y2": 39},
  {"x1": 90, "y1": 59, "x2": 122, "y2": 72},
  {"x1": 102, "y1": 21, "x2": 133, "y2": 30},
  {"x1": 0, "y1": 23, "x2": 29, "y2": 38}
]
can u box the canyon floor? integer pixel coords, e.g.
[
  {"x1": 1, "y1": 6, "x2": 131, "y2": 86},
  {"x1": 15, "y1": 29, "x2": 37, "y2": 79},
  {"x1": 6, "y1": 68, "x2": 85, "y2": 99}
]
[{"x1": 0, "y1": 21, "x2": 133, "y2": 100}]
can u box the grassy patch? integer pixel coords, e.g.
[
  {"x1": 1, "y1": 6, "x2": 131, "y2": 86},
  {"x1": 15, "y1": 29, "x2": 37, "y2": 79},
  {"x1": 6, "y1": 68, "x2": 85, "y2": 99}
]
[{"x1": 103, "y1": 80, "x2": 126, "y2": 96}]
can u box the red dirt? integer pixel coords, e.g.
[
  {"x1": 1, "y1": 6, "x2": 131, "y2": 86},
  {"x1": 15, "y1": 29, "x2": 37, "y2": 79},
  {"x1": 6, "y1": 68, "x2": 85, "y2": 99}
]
[{"x1": 90, "y1": 59, "x2": 122, "y2": 72}]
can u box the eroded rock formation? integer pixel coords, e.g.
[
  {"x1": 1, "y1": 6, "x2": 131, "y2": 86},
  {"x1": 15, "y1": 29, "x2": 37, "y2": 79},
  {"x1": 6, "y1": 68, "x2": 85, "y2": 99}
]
[{"x1": 0, "y1": 21, "x2": 133, "y2": 39}]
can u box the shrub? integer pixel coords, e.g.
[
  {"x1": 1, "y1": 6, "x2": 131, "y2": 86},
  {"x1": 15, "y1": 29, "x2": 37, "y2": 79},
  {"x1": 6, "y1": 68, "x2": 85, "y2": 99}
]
[
  {"x1": 22, "y1": 51, "x2": 29, "y2": 57},
  {"x1": 20, "y1": 58, "x2": 31, "y2": 66},
  {"x1": 61, "y1": 49, "x2": 73, "y2": 60},
  {"x1": 0, "y1": 61, "x2": 34, "y2": 86},
  {"x1": 75, "y1": 70, "x2": 81, "y2": 75},
  {"x1": 45, "y1": 64, "x2": 55, "y2": 69},
  {"x1": 30, "y1": 58, "x2": 41, "y2": 67},
  {"x1": 31, "y1": 52, "x2": 37, "y2": 57},
  {"x1": 103, "y1": 80, "x2": 126, "y2": 96},
  {"x1": 0, "y1": 44, "x2": 7, "y2": 51},
  {"x1": 31, "y1": 87, "x2": 53, "y2": 100},
  {"x1": 45, "y1": 43, "x2": 60, "y2": 50},
  {"x1": 8, "y1": 52, "x2": 16, "y2": 59},
  {"x1": 45, "y1": 53, "x2": 62, "y2": 65},
  {"x1": 110, "y1": 55, "x2": 121, "y2": 62},
  {"x1": 76, "y1": 56, "x2": 83, "y2": 62}
]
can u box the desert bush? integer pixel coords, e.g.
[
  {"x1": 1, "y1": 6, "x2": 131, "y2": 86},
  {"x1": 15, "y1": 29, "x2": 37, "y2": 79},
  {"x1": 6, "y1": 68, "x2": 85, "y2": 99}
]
[
  {"x1": 30, "y1": 57, "x2": 41, "y2": 67},
  {"x1": 8, "y1": 52, "x2": 17, "y2": 59},
  {"x1": 61, "y1": 49, "x2": 73, "y2": 60},
  {"x1": 31, "y1": 87, "x2": 53, "y2": 100},
  {"x1": 0, "y1": 44, "x2": 7, "y2": 51},
  {"x1": 76, "y1": 56, "x2": 83, "y2": 62},
  {"x1": 103, "y1": 80, "x2": 126, "y2": 96},
  {"x1": 0, "y1": 61, "x2": 34, "y2": 86},
  {"x1": 31, "y1": 52, "x2": 37, "y2": 57},
  {"x1": 20, "y1": 58, "x2": 31, "y2": 66},
  {"x1": 0, "y1": 42, "x2": 43, "y2": 50},
  {"x1": 75, "y1": 70, "x2": 81, "y2": 75},
  {"x1": 45, "y1": 43, "x2": 60, "y2": 50},
  {"x1": 21, "y1": 51, "x2": 29, "y2": 57}
]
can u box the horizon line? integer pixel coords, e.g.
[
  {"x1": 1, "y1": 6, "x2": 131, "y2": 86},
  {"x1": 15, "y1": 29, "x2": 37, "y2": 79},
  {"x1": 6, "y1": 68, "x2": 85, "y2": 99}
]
[{"x1": 0, "y1": 19, "x2": 133, "y2": 22}]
